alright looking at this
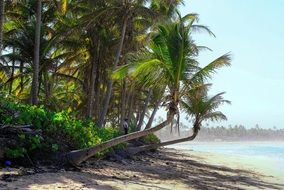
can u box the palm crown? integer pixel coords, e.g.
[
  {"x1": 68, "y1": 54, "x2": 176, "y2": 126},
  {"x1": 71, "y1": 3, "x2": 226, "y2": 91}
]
[
  {"x1": 114, "y1": 12, "x2": 231, "y2": 116},
  {"x1": 181, "y1": 85, "x2": 231, "y2": 133}
]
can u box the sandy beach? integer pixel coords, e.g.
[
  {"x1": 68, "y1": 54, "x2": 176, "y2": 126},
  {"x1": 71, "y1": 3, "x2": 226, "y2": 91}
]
[{"x1": 0, "y1": 148, "x2": 283, "y2": 190}]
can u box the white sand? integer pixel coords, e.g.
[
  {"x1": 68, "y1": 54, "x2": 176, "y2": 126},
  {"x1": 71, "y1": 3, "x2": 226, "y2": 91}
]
[{"x1": 1, "y1": 148, "x2": 283, "y2": 190}]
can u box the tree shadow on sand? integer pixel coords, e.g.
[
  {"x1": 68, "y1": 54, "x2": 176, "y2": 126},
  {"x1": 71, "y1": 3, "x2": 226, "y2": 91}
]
[
  {"x1": 81, "y1": 149, "x2": 284, "y2": 190},
  {"x1": 0, "y1": 149, "x2": 283, "y2": 190},
  {"x1": 0, "y1": 167, "x2": 119, "y2": 190}
]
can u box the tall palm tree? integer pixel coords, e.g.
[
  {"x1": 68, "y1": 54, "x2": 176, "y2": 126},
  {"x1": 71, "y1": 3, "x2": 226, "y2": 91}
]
[
  {"x1": 64, "y1": 13, "x2": 231, "y2": 166},
  {"x1": 30, "y1": 0, "x2": 42, "y2": 105},
  {"x1": 97, "y1": 0, "x2": 158, "y2": 127},
  {"x1": 2, "y1": 0, "x2": 67, "y2": 104}
]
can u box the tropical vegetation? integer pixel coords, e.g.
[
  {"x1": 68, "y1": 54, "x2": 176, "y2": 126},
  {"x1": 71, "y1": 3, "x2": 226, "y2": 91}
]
[{"x1": 0, "y1": 0, "x2": 231, "y2": 166}]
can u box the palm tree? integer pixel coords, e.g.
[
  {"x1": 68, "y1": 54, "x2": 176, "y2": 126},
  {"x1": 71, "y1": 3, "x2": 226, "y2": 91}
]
[
  {"x1": 97, "y1": 0, "x2": 159, "y2": 127},
  {"x1": 63, "y1": 13, "x2": 231, "y2": 166},
  {"x1": 2, "y1": 0, "x2": 69, "y2": 105},
  {"x1": 126, "y1": 86, "x2": 231, "y2": 154},
  {"x1": 30, "y1": 0, "x2": 42, "y2": 105}
]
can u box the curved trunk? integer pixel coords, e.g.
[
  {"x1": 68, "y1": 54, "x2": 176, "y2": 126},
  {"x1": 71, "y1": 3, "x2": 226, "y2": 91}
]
[
  {"x1": 145, "y1": 100, "x2": 160, "y2": 129},
  {"x1": 126, "y1": 122, "x2": 200, "y2": 155},
  {"x1": 64, "y1": 110, "x2": 175, "y2": 166},
  {"x1": 97, "y1": 15, "x2": 128, "y2": 127},
  {"x1": 127, "y1": 130, "x2": 198, "y2": 155},
  {"x1": 0, "y1": 0, "x2": 4, "y2": 54},
  {"x1": 30, "y1": 0, "x2": 42, "y2": 105},
  {"x1": 137, "y1": 90, "x2": 152, "y2": 130}
]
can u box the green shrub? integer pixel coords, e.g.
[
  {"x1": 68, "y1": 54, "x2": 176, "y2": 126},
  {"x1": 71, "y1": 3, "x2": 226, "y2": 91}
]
[
  {"x1": 141, "y1": 134, "x2": 161, "y2": 144},
  {"x1": 0, "y1": 99, "x2": 123, "y2": 160},
  {"x1": 6, "y1": 147, "x2": 27, "y2": 158}
]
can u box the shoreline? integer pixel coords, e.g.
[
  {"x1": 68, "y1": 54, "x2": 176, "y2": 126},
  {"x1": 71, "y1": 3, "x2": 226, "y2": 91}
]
[
  {"x1": 181, "y1": 149, "x2": 284, "y2": 184},
  {"x1": 1, "y1": 148, "x2": 283, "y2": 190}
]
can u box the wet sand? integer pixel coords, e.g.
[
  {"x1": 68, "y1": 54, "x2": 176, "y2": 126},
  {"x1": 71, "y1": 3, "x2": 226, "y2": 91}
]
[{"x1": 1, "y1": 148, "x2": 283, "y2": 190}]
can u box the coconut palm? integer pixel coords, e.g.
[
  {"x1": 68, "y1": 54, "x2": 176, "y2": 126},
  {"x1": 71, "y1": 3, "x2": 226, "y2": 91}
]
[
  {"x1": 1, "y1": 0, "x2": 66, "y2": 104},
  {"x1": 126, "y1": 85, "x2": 231, "y2": 154},
  {"x1": 30, "y1": 0, "x2": 42, "y2": 105},
  {"x1": 63, "y1": 12, "x2": 231, "y2": 166},
  {"x1": 97, "y1": 0, "x2": 160, "y2": 127}
]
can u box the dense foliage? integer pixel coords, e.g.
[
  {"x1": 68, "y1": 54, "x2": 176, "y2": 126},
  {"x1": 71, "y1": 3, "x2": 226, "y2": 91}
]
[
  {"x1": 0, "y1": 0, "x2": 231, "y2": 165},
  {"x1": 0, "y1": 99, "x2": 122, "y2": 160}
]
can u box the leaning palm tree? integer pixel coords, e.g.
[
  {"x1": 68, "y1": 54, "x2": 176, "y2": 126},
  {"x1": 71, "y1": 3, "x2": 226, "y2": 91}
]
[
  {"x1": 64, "y1": 12, "x2": 231, "y2": 166},
  {"x1": 126, "y1": 85, "x2": 231, "y2": 154}
]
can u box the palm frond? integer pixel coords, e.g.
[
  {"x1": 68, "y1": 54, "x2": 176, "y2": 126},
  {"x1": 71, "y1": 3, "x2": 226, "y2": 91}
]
[{"x1": 190, "y1": 53, "x2": 231, "y2": 84}]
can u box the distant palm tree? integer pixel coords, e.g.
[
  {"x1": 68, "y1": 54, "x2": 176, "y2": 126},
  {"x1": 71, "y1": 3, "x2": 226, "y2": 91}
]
[{"x1": 181, "y1": 88, "x2": 231, "y2": 135}]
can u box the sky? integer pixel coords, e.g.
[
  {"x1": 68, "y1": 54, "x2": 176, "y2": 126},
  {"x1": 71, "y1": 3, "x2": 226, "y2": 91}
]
[{"x1": 178, "y1": 0, "x2": 284, "y2": 129}]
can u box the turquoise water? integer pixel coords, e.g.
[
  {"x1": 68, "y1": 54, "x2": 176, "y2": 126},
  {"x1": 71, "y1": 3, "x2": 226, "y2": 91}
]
[{"x1": 168, "y1": 142, "x2": 284, "y2": 169}]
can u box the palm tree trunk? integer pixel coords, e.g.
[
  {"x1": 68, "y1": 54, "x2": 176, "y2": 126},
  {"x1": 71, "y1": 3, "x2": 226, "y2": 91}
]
[
  {"x1": 126, "y1": 130, "x2": 198, "y2": 155},
  {"x1": 137, "y1": 89, "x2": 152, "y2": 130},
  {"x1": 125, "y1": 122, "x2": 200, "y2": 155},
  {"x1": 0, "y1": 0, "x2": 4, "y2": 54},
  {"x1": 64, "y1": 110, "x2": 175, "y2": 166},
  {"x1": 94, "y1": 51, "x2": 101, "y2": 120},
  {"x1": 120, "y1": 79, "x2": 127, "y2": 127},
  {"x1": 145, "y1": 100, "x2": 160, "y2": 129},
  {"x1": 127, "y1": 91, "x2": 135, "y2": 121},
  {"x1": 9, "y1": 48, "x2": 15, "y2": 94},
  {"x1": 86, "y1": 53, "x2": 97, "y2": 118},
  {"x1": 30, "y1": 0, "x2": 42, "y2": 105},
  {"x1": 43, "y1": 71, "x2": 51, "y2": 105},
  {"x1": 97, "y1": 15, "x2": 128, "y2": 127},
  {"x1": 20, "y1": 61, "x2": 24, "y2": 93}
]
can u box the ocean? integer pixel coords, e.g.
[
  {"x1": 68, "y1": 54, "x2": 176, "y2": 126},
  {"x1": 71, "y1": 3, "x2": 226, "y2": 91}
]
[
  {"x1": 168, "y1": 141, "x2": 284, "y2": 159},
  {"x1": 168, "y1": 141, "x2": 284, "y2": 181}
]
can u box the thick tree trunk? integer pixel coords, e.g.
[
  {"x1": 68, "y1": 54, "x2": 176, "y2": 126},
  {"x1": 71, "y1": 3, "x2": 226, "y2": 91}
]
[
  {"x1": 145, "y1": 100, "x2": 160, "y2": 129},
  {"x1": 127, "y1": 91, "x2": 135, "y2": 121},
  {"x1": 0, "y1": 0, "x2": 4, "y2": 54},
  {"x1": 30, "y1": 0, "x2": 41, "y2": 105},
  {"x1": 137, "y1": 90, "x2": 152, "y2": 130},
  {"x1": 64, "y1": 111, "x2": 175, "y2": 166},
  {"x1": 97, "y1": 15, "x2": 128, "y2": 127}
]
